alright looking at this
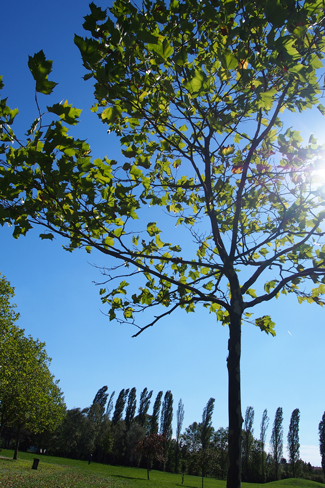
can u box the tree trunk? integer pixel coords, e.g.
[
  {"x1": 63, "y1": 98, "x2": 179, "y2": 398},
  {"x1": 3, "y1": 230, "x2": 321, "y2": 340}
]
[
  {"x1": 13, "y1": 426, "x2": 21, "y2": 460},
  {"x1": 227, "y1": 312, "x2": 242, "y2": 488}
]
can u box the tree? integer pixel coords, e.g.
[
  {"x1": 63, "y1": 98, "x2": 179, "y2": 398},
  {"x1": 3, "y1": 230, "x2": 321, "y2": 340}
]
[
  {"x1": 92, "y1": 386, "x2": 109, "y2": 411},
  {"x1": 88, "y1": 385, "x2": 108, "y2": 423},
  {"x1": 0, "y1": 273, "x2": 19, "y2": 332},
  {"x1": 138, "y1": 387, "x2": 153, "y2": 428},
  {"x1": 319, "y1": 412, "x2": 325, "y2": 476},
  {"x1": 260, "y1": 409, "x2": 269, "y2": 482},
  {"x1": 55, "y1": 408, "x2": 95, "y2": 460},
  {"x1": 160, "y1": 390, "x2": 173, "y2": 440},
  {"x1": 87, "y1": 386, "x2": 110, "y2": 461},
  {"x1": 243, "y1": 406, "x2": 254, "y2": 481},
  {"x1": 2, "y1": 1, "x2": 325, "y2": 485},
  {"x1": 106, "y1": 391, "x2": 115, "y2": 419},
  {"x1": 271, "y1": 407, "x2": 283, "y2": 480},
  {"x1": 201, "y1": 398, "x2": 215, "y2": 486},
  {"x1": 212, "y1": 427, "x2": 228, "y2": 480},
  {"x1": 136, "y1": 433, "x2": 167, "y2": 480},
  {"x1": 125, "y1": 387, "x2": 137, "y2": 430},
  {"x1": 112, "y1": 388, "x2": 129, "y2": 425},
  {"x1": 287, "y1": 408, "x2": 300, "y2": 477},
  {"x1": 150, "y1": 391, "x2": 163, "y2": 435},
  {"x1": 175, "y1": 398, "x2": 185, "y2": 472},
  {"x1": 0, "y1": 275, "x2": 66, "y2": 459},
  {"x1": 0, "y1": 273, "x2": 20, "y2": 437}
]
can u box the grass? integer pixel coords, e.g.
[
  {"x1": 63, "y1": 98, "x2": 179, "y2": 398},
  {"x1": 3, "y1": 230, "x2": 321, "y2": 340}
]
[{"x1": 0, "y1": 449, "x2": 324, "y2": 488}]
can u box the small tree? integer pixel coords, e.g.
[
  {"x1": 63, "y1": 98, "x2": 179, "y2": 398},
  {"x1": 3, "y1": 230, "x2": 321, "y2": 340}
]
[
  {"x1": 271, "y1": 407, "x2": 283, "y2": 480},
  {"x1": 319, "y1": 412, "x2": 325, "y2": 476},
  {"x1": 136, "y1": 433, "x2": 167, "y2": 480},
  {"x1": 287, "y1": 408, "x2": 300, "y2": 477}
]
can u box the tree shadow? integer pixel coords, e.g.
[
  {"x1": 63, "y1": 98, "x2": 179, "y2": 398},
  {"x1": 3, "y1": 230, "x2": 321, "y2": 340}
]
[{"x1": 110, "y1": 473, "x2": 146, "y2": 481}]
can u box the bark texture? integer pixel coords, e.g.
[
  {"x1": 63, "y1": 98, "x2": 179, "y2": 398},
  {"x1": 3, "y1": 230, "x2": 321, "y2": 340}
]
[{"x1": 227, "y1": 311, "x2": 242, "y2": 488}]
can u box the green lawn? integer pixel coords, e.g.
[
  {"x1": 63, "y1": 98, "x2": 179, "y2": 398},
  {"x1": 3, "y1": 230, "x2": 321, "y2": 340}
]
[{"x1": 0, "y1": 450, "x2": 323, "y2": 488}]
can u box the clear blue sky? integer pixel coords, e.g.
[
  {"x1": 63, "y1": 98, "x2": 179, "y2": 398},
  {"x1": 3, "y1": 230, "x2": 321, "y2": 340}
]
[{"x1": 1, "y1": 0, "x2": 325, "y2": 466}]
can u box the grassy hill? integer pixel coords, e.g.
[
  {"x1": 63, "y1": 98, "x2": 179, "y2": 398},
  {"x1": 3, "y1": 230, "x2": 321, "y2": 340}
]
[{"x1": 0, "y1": 449, "x2": 324, "y2": 488}]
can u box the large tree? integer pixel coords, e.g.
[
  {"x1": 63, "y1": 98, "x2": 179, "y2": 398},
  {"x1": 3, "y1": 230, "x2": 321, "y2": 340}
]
[
  {"x1": 1, "y1": 0, "x2": 325, "y2": 485},
  {"x1": 0, "y1": 275, "x2": 65, "y2": 459},
  {"x1": 270, "y1": 407, "x2": 283, "y2": 480},
  {"x1": 287, "y1": 408, "x2": 300, "y2": 477}
]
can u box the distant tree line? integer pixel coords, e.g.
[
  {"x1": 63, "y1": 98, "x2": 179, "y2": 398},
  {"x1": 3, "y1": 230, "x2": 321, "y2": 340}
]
[{"x1": 2, "y1": 383, "x2": 325, "y2": 484}]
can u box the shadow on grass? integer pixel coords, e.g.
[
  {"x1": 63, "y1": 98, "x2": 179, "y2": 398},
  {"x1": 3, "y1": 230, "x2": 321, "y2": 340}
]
[
  {"x1": 111, "y1": 473, "x2": 147, "y2": 481},
  {"x1": 175, "y1": 485, "x2": 199, "y2": 488}
]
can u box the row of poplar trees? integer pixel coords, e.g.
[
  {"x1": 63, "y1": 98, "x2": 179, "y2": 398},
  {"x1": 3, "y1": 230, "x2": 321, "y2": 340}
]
[{"x1": 9, "y1": 385, "x2": 324, "y2": 484}]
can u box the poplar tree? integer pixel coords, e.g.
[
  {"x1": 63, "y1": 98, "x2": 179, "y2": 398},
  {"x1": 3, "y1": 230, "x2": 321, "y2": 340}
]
[
  {"x1": 260, "y1": 409, "x2": 269, "y2": 482},
  {"x1": 112, "y1": 388, "x2": 129, "y2": 425},
  {"x1": 201, "y1": 397, "x2": 215, "y2": 486},
  {"x1": 150, "y1": 391, "x2": 163, "y2": 435},
  {"x1": 175, "y1": 398, "x2": 185, "y2": 473},
  {"x1": 243, "y1": 406, "x2": 254, "y2": 481},
  {"x1": 270, "y1": 407, "x2": 283, "y2": 480},
  {"x1": 125, "y1": 387, "x2": 137, "y2": 430},
  {"x1": 106, "y1": 391, "x2": 115, "y2": 419},
  {"x1": 138, "y1": 387, "x2": 153, "y2": 428},
  {"x1": 160, "y1": 390, "x2": 173, "y2": 440},
  {"x1": 287, "y1": 408, "x2": 300, "y2": 477}
]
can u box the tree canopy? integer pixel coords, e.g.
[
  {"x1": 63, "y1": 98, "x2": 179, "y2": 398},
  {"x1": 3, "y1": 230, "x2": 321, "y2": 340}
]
[{"x1": 1, "y1": 0, "x2": 325, "y2": 485}]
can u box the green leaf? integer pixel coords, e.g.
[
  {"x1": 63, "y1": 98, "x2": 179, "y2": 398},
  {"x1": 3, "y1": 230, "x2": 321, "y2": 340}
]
[
  {"x1": 246, "y1": 288, "x2": 257, "y2": 298},
  {"x1": 317, "y1": 104, "x2": 325, "y2": 116},
  {"x1": 39, "y1": 233, "x2": 54, "y2": 240},
  {"x1": 264, "y1": 0, "x2": 287, "y2": 27},
  {"x1": 257, "y1": 89, "x2": 277, "y2": 112},
  {"x1": 220, "y1": 51, "x2": 238, "y2": 71},
  {"x1": 28, "y1": 51, "x2": 57, "y2": 95},
  {"x1": 184, "y1": 70, "x2": 207, "y2": 95},
  {"x1": 101, "y1": 106, "x2": 122, "y2": 122},
  {"x1": 255, "y1": 316, "x2": 276, "y2": 336},
  {"x1": 155, "y1": 234, "x2": 164, "y2": 248},
  {"x1": 105, "y1": 236, "x2": 115, "y2": 246},
  {"x1": 47, "y1": 101, "x2": 82, "y2": 125},
  {"x1": 147, "y1": 39, "x2": 174, "y2": 61}
]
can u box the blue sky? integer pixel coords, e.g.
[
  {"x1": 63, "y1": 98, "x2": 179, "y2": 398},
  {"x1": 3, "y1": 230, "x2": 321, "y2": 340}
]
[{"x1": 1, "y1": 0, "x2": 325, "y2": 466}]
